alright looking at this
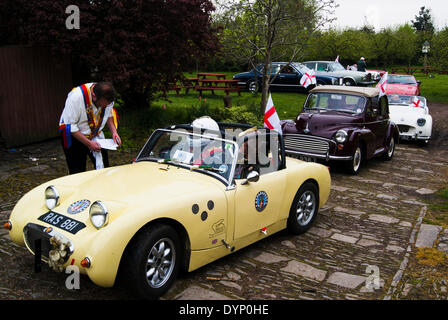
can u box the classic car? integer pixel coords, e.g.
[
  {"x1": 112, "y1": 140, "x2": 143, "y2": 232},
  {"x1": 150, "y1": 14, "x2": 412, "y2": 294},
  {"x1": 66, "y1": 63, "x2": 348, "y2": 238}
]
[
  {"x1": 303, "y1": 60, "x2": 379, "y2": 86},
  {"x1": 232, "y1": 62, "x2": 343, "y2": 93},
  {"x1": 388, "y1": 94, "x2": 432, "y2": 146},
  {"x1": 281, "y1": 86, "x2": 400, "y2": 174},
  {"x1": 376, "y1": 74, "x2": 421, "y2": 96},
  {"x1": 4, "y1": 119, "x2": 331, "y2": 299}
]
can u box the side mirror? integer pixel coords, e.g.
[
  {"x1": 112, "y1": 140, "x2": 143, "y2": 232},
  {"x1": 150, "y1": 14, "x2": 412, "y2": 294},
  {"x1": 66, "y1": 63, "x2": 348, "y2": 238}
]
[{"x1": 241, "y1": 170, "x2": 260, "y2": 185}]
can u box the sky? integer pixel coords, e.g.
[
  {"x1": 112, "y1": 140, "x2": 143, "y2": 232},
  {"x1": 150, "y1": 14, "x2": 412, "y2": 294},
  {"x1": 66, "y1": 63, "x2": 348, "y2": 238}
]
[{"x1": 331, "y1": 0, "x2": 448, "y2": 31}]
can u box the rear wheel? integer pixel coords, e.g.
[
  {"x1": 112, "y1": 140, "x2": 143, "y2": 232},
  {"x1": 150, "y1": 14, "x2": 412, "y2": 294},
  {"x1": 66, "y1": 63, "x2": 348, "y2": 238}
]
[
  {"x1": 248, "y1": 80, "x2": 259, "y2": 93},
  {"x1": 344, "y1": 78, "x2": 355, "y2": 86},
  {"x1": 287, "y1": 182, "x2": 319, "y2": 235},
  {"x1": 382, "y1": 137, "x2": 395, "y2": 161},
  {"x1": 122, "y1": 224, "x2": 181, "y2": 299}
]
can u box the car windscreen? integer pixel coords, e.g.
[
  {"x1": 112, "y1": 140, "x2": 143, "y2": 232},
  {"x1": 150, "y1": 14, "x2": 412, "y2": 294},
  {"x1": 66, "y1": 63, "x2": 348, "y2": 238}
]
[
  {"x1": 329, "y1": 62, "x2": 346, "y2": 71},
  {"x1": 388, "y1": 75, "x2": 417, "y2": 85},
  {"x1": 388, "y1": 95, "x2": 426, "y2": 107},
  {"x1": 136, "y1": 129, "x2": 238, "y2": 184},
  {"x1": 305, "y1": 92, "x2": 366, "y2": 114}
]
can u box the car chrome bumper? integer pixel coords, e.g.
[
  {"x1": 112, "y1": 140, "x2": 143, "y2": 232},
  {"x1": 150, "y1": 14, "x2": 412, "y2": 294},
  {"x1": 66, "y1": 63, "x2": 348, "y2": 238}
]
[{"x1": 285, "y1": 149, "x2": 352, "y2": 161}]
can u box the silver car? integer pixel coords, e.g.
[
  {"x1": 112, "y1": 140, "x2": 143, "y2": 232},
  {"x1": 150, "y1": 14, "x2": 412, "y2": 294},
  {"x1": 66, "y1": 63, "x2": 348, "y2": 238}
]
[{"x1": 303, "y1": 61, "x2": 379, "y2": 86}]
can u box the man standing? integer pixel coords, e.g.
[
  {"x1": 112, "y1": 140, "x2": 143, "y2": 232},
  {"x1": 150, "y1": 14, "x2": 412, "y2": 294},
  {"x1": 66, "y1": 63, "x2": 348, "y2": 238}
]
[
  {"x1": 357, "y1": 57, "x2": 367, "y2": 72},
  {"x1": 59, "y1": 82, "x2": 122, "y2": 174}
]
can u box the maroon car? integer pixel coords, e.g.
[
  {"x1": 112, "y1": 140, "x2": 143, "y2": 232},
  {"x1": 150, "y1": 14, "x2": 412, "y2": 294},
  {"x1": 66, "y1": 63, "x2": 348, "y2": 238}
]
[{"x1": 281, "y1": 86, "x2": 399, "y2": 174}]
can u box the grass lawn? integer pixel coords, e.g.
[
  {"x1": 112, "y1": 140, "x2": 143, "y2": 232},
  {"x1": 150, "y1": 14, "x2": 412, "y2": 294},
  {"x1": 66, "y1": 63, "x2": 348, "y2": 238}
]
[{"x1": 413, "y1": 73, "x2": 448, "y2": 104}]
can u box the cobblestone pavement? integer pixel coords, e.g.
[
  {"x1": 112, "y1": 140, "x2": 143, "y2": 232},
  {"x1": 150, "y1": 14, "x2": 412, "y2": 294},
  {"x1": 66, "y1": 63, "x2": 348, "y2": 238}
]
[{"x1": 1, "y1": 104, "x2": 447, "y2": 300}]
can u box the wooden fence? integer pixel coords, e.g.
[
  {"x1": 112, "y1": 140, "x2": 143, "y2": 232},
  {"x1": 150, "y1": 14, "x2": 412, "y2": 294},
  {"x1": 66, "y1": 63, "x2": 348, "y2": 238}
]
[{"x1": 0, "y1": 46, "x2": 73, "y2": 147}]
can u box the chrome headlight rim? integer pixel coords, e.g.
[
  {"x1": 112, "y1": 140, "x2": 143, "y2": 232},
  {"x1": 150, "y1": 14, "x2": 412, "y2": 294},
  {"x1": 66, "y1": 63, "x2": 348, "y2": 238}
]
[
  {"x1": 417, "y1": 118, "x2": 426, "y2": 127},
  {"x1": 335, "y1": 130, "x2": 348, "y2": 143},
  {"x1": 45, "y1": 185, "x2": 60, "y2": 210},
  {"x1": 89, "y1": 201, "x2": 109, "y2": 229}
]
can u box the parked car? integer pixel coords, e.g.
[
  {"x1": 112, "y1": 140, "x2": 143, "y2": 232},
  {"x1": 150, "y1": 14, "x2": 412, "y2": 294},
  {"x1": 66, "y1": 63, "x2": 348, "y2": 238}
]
[
  {"x1": 376, "y1": 74, "x2": 421, "y2": 95},
  {"x1": 232, "y1": 62, "x2": 343, "y2": 93},
  {"x1": 367, "y1": 69, "x2": 387, "y2": 78},
  {"x1": 281, "y1": 85, "x2": 400, "y2": 174},
  {"x1": 303, "y1": 60, "x2": 378, "y2": 86},
  {"x1": 388, "y1": 94, "x2": 432, "y2": 146},
  {"x1": 4, "y1": 121, "x2": 331, "y2": 299}
]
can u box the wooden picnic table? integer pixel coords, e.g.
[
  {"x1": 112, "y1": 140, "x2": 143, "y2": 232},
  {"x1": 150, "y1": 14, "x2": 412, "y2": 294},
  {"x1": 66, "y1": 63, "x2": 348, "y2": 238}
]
[
  {"x1": 196, "y1": 73, "x2": 227, "y2": 80},
  {"x1": 195, "y1": 79, "x2": 240, "y2": 96}
]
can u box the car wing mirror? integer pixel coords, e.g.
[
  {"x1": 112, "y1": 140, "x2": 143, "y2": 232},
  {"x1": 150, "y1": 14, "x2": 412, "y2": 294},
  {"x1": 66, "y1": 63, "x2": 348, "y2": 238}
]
[{"x1": 241, "y1": 170, "x2": 260, "y2": 185}]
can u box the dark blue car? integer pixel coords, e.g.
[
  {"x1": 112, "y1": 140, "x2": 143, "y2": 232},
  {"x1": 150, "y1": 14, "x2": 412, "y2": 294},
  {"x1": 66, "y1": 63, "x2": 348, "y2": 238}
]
[{"x1": 233, "y1": 62, "x2": 343, "y2": 93}]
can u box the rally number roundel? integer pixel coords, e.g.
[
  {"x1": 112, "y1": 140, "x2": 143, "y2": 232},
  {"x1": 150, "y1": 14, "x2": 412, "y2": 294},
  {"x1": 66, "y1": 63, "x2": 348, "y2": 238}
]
[
  {"x1": 255, "y1": 191, "x2": 268, "y2": 212},
  {"x1": 67, "y1": 200, "x2": 91, "y2": 215}
]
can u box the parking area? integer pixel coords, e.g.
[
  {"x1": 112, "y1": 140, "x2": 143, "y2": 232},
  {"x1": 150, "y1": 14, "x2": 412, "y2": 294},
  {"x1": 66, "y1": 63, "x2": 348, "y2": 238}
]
[{"x1": 1, "y1": 103, "x2": 447, "y2": 300}]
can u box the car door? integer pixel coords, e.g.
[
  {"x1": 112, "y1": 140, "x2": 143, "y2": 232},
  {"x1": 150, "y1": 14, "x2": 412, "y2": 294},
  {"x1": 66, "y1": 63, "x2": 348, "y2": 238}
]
[
  {"x1": 232, "y1": 134, "x2": 286, "y2": 240},
  {"x1": 364, "y1": 97, "x2": 388, "y2": 150},
  {"x1": 273, "y1": 64, "x2": 301, "y2": 90}
]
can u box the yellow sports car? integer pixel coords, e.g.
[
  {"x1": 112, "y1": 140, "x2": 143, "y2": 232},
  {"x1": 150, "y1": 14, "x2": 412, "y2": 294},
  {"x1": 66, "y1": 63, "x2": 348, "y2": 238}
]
[{"x1": 4, "y1": 120, "x2": 331, "y2": 299}]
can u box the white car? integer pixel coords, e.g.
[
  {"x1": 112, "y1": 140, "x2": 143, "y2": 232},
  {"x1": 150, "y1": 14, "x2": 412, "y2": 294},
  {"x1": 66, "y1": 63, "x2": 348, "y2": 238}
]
[{"x1": 388, "y1": 94, "x2": 432, "y2": 146}]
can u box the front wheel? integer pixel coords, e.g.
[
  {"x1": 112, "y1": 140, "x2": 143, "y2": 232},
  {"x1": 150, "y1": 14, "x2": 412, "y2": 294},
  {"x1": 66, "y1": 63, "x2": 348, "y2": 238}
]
[
  {"x1": 347, "y1": 144, "x2": 362, "y2": 174},
  {"x1": 287, "y1": 182, "x2": 319, "y2": 235},
  {"x1": 122, "y1": 224, "x2": 181, "y2": 299}
]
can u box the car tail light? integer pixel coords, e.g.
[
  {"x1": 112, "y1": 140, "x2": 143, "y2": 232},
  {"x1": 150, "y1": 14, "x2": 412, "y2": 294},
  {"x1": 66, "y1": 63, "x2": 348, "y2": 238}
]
[{"x1": 81, "y1": 257, "x2": 91, "y2": 268}]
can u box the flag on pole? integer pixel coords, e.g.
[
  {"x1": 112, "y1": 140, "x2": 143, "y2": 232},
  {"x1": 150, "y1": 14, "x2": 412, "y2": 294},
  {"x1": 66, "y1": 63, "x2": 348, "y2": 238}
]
[
  {"x1": 412, "y1": 96, "x2": 422, "y2": 107},
  {"x1": 378, "y1": 72, "x2": 388, "y2": 97},
  {"x1": 335, "y1": 55, "x2": 339, "y2": 62},
  {"x1": 300, "y1": 69, "x2": 316, "y2": 88},
  {"x1": 264, "y1": 94, "x2": 282, "y2": 135}
]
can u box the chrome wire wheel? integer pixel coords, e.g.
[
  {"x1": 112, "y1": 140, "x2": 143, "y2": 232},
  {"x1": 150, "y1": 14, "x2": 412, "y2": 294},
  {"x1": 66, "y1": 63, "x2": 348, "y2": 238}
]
[
  {"x1": 296, "y1": 191, "x2": 317, "y2": 226},
  {"x1": 146, "y1": 238, "x2": 176, "y2": 289},
  {"x1": 353, "y1": 147, "x2": 362, "y2": 172}
]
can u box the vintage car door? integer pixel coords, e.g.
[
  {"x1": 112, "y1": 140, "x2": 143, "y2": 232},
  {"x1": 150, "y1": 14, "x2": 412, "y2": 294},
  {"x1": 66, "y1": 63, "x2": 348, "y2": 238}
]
[
  {"x1": 272, "y1": 64, "x2": 301, "y2": 89},
  {"x1": 364, "y1": 97, "x2": 388, "y2": 150},
  {"x1": 233, "y1": 170, "x2": 287, "y2": 240}
]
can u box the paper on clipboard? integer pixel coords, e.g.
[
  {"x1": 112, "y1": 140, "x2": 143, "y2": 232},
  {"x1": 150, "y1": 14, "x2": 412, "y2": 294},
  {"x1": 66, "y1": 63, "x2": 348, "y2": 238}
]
[{"x1": 96, "y1": 139, "x2": 118, "y2": 150}]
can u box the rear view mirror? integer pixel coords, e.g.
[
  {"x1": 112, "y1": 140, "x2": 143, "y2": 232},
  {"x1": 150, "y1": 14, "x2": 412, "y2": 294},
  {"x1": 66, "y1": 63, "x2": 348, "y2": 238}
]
[{"x1": 241, "y1": 170, "x2": 260, "y2": 185}]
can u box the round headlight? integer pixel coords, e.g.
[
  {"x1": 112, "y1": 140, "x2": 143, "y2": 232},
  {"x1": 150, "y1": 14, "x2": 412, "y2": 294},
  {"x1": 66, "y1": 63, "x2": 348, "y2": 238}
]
[
  {"x1": 417, "y1": 118, "x2": 426, "y2": 127},
  {"x1": 89, "y1": 201, "x2": 108, "y2": 229},
  {"x1": 335, "y1": 130, "x2": 348, "y2": 143},
  {"x1": 45, "y1": 186, "x2": 60, "y2": 210}
]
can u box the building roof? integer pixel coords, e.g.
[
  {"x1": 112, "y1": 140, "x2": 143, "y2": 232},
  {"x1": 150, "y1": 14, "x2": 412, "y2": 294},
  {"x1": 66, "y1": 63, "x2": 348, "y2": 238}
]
[{"x1": 310, "y1": 85, "x2": 380, "y2": 98}]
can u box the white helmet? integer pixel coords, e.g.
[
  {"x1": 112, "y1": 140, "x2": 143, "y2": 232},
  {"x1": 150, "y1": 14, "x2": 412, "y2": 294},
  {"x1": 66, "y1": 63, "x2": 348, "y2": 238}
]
[{"x1": 191, "y1": 116, "x2": 220, "y2": 132}]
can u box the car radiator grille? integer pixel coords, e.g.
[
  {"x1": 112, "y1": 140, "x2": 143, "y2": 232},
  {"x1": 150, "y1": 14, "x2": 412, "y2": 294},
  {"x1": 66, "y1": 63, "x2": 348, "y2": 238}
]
[
  {"x1": 398, "y1": 125, "x2": 410, "y2": 133},
  {"x1": 284, "y1": 135, "x2": 330, "y2": 155},
  {"x1": 23, "y1": 224, "x2": 52, "y2": 261}
]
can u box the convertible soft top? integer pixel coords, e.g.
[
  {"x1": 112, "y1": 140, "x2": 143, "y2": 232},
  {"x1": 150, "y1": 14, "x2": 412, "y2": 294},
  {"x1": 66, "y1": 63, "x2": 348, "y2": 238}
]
[{"x1": 310, "y1": 85, "x2": 380, "y2": 98}]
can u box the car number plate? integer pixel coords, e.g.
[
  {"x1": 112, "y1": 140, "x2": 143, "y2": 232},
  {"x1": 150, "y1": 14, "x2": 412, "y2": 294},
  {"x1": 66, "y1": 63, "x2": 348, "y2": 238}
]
[
  {"x1": 298, "y1": 156, "x2": 316, "y2": 162},
  {"x1": 38, "y1": 211, "x2": 86, "y2": 234}
]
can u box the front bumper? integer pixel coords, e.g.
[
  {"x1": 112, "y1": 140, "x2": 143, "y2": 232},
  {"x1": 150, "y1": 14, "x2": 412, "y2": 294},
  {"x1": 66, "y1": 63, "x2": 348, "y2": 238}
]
[{"x1": 397, "y1": 125, "x2": 431, "y2": 141}]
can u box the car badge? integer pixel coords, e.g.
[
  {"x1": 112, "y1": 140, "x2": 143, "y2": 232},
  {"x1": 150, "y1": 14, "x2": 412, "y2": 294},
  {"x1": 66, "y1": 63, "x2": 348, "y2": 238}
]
[
  {"x1": 255, "y1": 191, "x2": 268, "y2": 212},
  {"x1": 67, "y1": 200, "x2": 91, "y2": 214},
  {"x1": 44, "y1": 227, "x2": 53, "y2": 234}
]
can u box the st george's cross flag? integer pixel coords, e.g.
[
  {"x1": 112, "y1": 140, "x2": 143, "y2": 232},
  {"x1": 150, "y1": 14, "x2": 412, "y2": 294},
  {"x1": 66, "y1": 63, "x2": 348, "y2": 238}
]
[
  {"x1": 378, "y1": 72, "x2": 388, "y2": 97},
  {"x1": 264, "y1": 94, "x2": 282, "y2": 134},
  {"x1": 300, "y1": 69, "x2": 316, "y2": 88},
  {"x1": 335, "y1": 55, "x2": 339, "y2": 62},
  {"x1": 413, "y1": 96, "x2": 422, "y2": 107}
]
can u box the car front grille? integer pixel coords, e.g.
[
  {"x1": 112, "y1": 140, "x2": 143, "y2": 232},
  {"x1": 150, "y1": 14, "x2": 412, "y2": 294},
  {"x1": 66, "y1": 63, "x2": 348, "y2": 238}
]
[
  {"x1": 23, "y1": 223, "x2": 52, "y2": 262},
  {"x1": 283, "y1": 134, "x2": 330, "y2": 156},
  {"x1": 398, "y1": 125, "x2": 410, "y2": 133}
]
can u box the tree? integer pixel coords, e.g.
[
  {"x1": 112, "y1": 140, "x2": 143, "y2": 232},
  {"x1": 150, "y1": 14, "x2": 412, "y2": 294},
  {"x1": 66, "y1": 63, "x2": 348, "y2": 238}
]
[
  {"x1": 412, "y1": 6, "x2": 435, "y2": 34},
  {"x1": 216, "y1": 0, "x2": 337, "y2": 113},
  {"x1": 2, "y1": 0, "x2": 220, "y2": 108}
]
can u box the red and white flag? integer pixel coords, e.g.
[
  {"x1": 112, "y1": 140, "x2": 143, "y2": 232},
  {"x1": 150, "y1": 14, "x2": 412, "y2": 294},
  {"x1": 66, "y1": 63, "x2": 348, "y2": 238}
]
[
  {"x1": 264, "y1": 94, "x2": 282, "y2": 135},
  {"x1": 335, "y1": 55, "x2": 339, "y2": 62},
  {"x1": 300, "y1": 69, "x2": 316, "y2": 88},
  {"x1": 378, "y1": 72, "x2": 388, "y2": 97},
  {"x1": 413, "y1": 96, "x2": 422, "y2": 107}
]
